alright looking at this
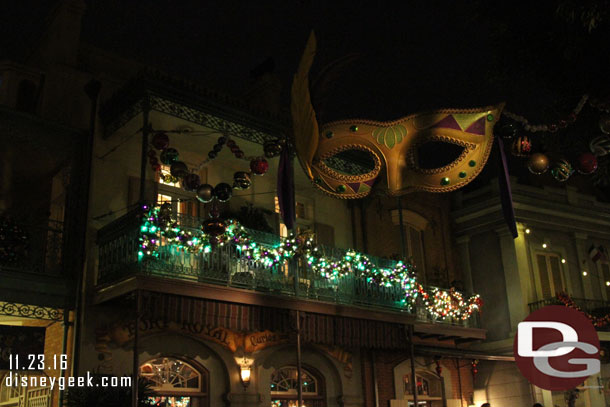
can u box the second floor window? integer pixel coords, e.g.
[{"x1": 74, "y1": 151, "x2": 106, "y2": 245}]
[{"x1": 535, "y1": 252, "x2": 565, "y2": 298}]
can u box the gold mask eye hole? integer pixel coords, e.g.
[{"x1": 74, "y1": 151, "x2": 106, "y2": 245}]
[
  {"x1": 408, "y1": 137, "x2": 474, "y2": 174},
  {"x1": 318, "y1": 146, "x2": 381, "y2": 181}
]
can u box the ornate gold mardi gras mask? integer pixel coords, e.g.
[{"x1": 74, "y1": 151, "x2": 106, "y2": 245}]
[{"x1": 291, "y1": 32, "x2": 504, "y2": 199}]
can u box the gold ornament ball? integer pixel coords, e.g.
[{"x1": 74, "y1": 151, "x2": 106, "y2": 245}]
[
  {"x1": 527, "y1": 153, "x2": 550, "y2": 175},
  {"x1": 600, "y1": 114, "x2": 610, "y2": 135}
]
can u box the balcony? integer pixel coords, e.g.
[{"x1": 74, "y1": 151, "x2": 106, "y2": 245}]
[
  {"x1": 529, "y1": 295, "x2": 610, "y2": 331},
  {"x1": 0, "y1": 218, "x2": 72, "y2": 307},
  {"x1": 97, "y1": 208, "x2": 482, "y2": 330}
]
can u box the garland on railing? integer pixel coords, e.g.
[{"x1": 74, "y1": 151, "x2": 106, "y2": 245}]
[
  {"x1": 138, "y1": 204, "x2": 481, "y2": 320},
  {"x1": 556, "y1": 292, "x2": 610, "y2": 328}
]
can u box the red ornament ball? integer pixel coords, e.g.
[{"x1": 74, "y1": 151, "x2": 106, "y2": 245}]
[
  {"x1": 250, "y1": 158, "x2": 269, "y2": 175},
  {"x1": 152, "y1": 132, "x2": 170, "y2": 150},
  {"x1": 576, "y1": 152, "x2": 598, "y2": 175}
]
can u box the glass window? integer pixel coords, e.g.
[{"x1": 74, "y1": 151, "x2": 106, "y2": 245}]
[
  {"x1": 140, "y1": 358, "x2": 201, "y2": 392},
  {"x1": 270, "y1": 366, "x2": 325, "y2": 407},
  {"x1": 535, "y1": 252, "x2": 565, "y2": 298},
  {"x1": 140, "y1": 357, "x2": 208, "y2": 407},
  {"x1": 159, "y1": 165, "x2": 181, "y2": 187}
]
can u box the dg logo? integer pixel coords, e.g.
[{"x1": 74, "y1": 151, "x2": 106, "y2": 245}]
[{"x1": 514, "y1": 305, "x2": 601, "y2": 391}]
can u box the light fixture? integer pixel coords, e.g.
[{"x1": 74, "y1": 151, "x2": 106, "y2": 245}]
[
  {"x1": 561, "y1": 258, "x2": 566, "y2": 264},
  {"x1": 542, "y1": 243, "x2": 547, "y2": 249},
  {"x1": 239, "y1": 358, "x2": 251, "y2": 389},
  {"x1": 525, "y1": 228, "x2": 531, "y2": 234},
  {"x1": 583, "y1": 271, "x2": 588, "y2": 276},
  {"x1": 606, "y1": 281, "x2": 610, "y2": 287}
]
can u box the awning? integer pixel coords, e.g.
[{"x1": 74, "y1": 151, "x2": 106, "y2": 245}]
[{"x1": 140, "y1": 291, "x2": 410, "y2": 349}]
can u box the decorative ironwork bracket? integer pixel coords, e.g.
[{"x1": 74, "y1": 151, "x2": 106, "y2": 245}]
[{"x1": 0, "y1": 301, "x2": 64, "y2": 321}]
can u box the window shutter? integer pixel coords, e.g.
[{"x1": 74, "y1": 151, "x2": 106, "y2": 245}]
[
  {"x1": 548, "y1": 255, "x2": 564, "y2": 293},
  {"x1": 537, "y1": 254, "x2": 551, "y2": 298},
  {"x1": 603, "y1": 263, "x2": 610, "y2": 299}
]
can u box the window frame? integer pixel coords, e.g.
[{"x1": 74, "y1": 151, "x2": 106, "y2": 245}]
[
  {"x1": 140, "y1": 357, "x2": 209, "y2": 406},
  {"x1": 269, "y1": 365, "x2": 326, "y2": 406},
  {"x1": 532, "y1": 251, "x2": 566, "y2": 300}
]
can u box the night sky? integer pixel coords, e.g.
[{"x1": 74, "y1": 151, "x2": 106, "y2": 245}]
[{"x1": 3, "y1": 0, "x2": 609, "y2": 123}]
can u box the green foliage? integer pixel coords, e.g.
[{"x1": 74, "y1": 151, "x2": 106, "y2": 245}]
[{"x1": 64, "y1": 375, "x2": 154, "y2": 407}]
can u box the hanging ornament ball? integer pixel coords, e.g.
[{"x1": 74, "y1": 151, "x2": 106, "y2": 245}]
[
  {"x1": 160, "y1": 148, "x2": 179, "y2": 165},
  {"x1": 590, "y1": 136, "x2": 610, "y2": 157},
  {"x1": 527, "y1": 153, "x2": 550, "y2": 175},
  {"x1": 152, "y1": 132, "x2": 170, "y2": 150},
  {"x1": 576, "y1": 152, "x2": 598, "y2": 175},
  {"x1": 182, "y1": 173, "x2": 201, "y2": 191},
  {"x1": 551, "y1": 159, "x2": 574, "y2": 182},
  {"x1": 511, "y1": 136, "x2": 532, "y2": 157},
  {"x1": 250, "y1": 157, "x2": 269, "y2": 175},
  {"x1": 196, "y1": 184, "x2": 214, "y2": 203},
  {"x1": 233, "y1": 171, "x2": 252, "y2": 190},
  {"x1": 213, "y1": 183, "x2": 233, "y2": 202},
  {"x1": 599, "y1": 115, "x2": 610, "y2": 134},
  {"x1": 496, "y1": 122, "x2": 518, "y2": 139},
  {"x1": 201, "y1": 218, "x2": 227, "y2": 237},
  {"x1": 264, "y1": 139, "x2": 283, "y2": 158},
  {"x1": 170, "y1": 161, "x2": 189, "y2": 178}
]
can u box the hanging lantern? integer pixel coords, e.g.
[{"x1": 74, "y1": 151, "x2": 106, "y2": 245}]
[
  {"x1": 551, "y1": 159, "x2": 574, "y2": 182},
  {"x1": 182, "y1": 173, "x2": 201, "y2": 191},
  {"x1": 250, "y1": 157, "x2": 269, "y2": 175},
  {"x1": 196, "y1": 184, "x2": 214, "y2": 203},
  {"x1": 576, "y1": 152, "x2": 598, "y2": 174},
  {"x1": 213, "y1": 183, "x2": 233, "y2": 202},
  {"x1": 170, "y1": 161, "x2": 189, "y2": 178},
  {"x1": 527, "y1": 153, "x2": 550, "y2": 175},
  {"x1": 233, "y1": 171, "x2": 252, "y2": 190},
  {"x1": 511, "y1": 136, "x2": 532, "y2": 157},
  {"x1": 152, "y1": 132, "x2": 170, "y2": 150},
  {"x1": 160, "y1": 148, "x2": 179, "y2": 165},
  {"x1": 590, "y1": 136, "x2": 610, "y2": 156},
  {"x1": 264, "y1": 139, "x2": 283, "y2": 158}
]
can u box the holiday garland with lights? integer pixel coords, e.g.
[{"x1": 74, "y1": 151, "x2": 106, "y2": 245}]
[
  {"x1": 138, "y1": 204, "x2": 481, "y2": 320},
  {"x1": 556, "y1": 292, "x2": 610, "y2": 328}
]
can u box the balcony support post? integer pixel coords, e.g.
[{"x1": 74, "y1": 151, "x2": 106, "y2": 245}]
[
  {"x1": 132, "y1": 290, "x2": 141, "y2": 407},
  {"x1": 408, "y1": 325, "x2": 418, "y2": 406},
  {"x1": 296, "y1": 310, "x2": 303, "y2": 407}
]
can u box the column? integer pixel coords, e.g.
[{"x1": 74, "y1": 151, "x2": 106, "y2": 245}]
[
  {"x1": 574, "y1": 233, "x2": 596, "y2": 300},
  {"x1": 456, "y1": 235, "x2": 474, "y2": 293},
  {"x1": 495, "y1": 225, "x2": 530, "y2": 333}
]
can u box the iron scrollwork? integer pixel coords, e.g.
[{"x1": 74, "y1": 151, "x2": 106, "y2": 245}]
[{"x1": 0, "y1": 301, "x2": 63, "y2": 321}]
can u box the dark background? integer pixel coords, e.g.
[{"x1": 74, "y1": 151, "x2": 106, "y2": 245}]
[{"x1": 2, "y1": 0, "x2": 610, "y2": 197}]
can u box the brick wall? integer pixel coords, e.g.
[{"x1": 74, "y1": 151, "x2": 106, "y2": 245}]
[
  {"x1": 442, "y1": 359, "x2": 474, "y2": 406},
  {"x1": 17, "y1": 310, "x2": 74, "y2": 407}
]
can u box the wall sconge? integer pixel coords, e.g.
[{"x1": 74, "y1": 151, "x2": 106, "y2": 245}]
[{"x1": 239, "y1": 358, "x2": 251, "y2": 389}]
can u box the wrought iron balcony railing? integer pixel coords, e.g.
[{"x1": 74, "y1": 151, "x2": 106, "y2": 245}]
[
  {"x1": 97, "y1": 210, "x2": 481, "y2": 328},
  {"x1": 0, "y1": 218, "x2": 64, "y2": 276},
  {"x1": 529, "y1": 296, "x2": 610, "y2": 331}
]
